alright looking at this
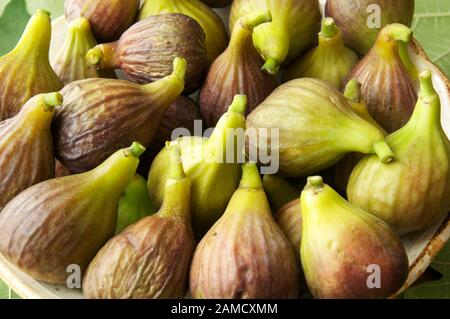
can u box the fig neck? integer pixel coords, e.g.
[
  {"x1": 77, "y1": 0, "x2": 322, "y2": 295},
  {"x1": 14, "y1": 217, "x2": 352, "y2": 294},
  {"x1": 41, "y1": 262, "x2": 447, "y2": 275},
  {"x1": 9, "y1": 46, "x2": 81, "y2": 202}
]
[
  {"x1": 374, "y1": 24, "x2": 412, "y2": 63},
  {"x1": 86, "y1": 42, "x2": 120, "y2": 69},
  {"x1": 66, "y1": 17, "x2": 97, "y2": 51},
  {"x1": 398, "y1": 42, "x2": 418, "y2": 80},
  {"x1": 317, "y1": 17, "x2": 344, "y2": 50},
  {"x1": 239, "y1": 163, "x2": 263, "y2": 189},
  {"x1": 142, "y1": 57, "x2": 186, "y2": 98},
  {"x1": 229, "y1": 10, "x2": 272, "y2": 51},
  {"x1": 19, "y1": 92, "x2": 62, "y2": 130}
]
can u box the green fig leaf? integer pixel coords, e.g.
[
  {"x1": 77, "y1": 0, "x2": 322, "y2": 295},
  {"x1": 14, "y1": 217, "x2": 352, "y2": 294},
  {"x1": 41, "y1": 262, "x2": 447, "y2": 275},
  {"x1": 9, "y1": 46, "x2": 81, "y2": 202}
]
[{"x1": 0, "y1": 0, "x2": 30, "y2": 55}]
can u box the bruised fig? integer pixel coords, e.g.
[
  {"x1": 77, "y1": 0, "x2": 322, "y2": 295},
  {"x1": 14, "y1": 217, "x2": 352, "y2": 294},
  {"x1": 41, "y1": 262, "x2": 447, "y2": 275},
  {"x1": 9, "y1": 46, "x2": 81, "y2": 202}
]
[
  {"x1": 65, "y1": 0, "x2": 140, "y2": 42},
  {"x1": 284, "y1": 18, "x2": 359, "y2": 89},
  {"x1": 263, "y1": 174, "x2": 298, "y2": 212},
  {"x1": 0, "y1": 93, "x2": 62, "y2": 210},
  {"x1": 230, "y1": 0, "x2": 321, "y2": 74},
  {"x1": 51, "y1": 17, "x2": 115, "y2": 84},
  {"x1": 274, "y1": 199, "x2": 301, "y2": 257},
  {"x1": 201, "y1": 0, "x2": 232, "y2": 7},
  {"x1": 0, "y1": 10, "x2": 63, "y2": 121},
  {"x1": 116, "y1": 174, "x2": 156, "y2": 235},
  {"x1": 0, "y1": 142, "x2": 145, "y2": 284},
  {"x1": 348, "y1": 71, "x2": 450, "y2": 235},
  {"x1": 148, "y1": 95, "x2": 247, "y2": 237},
  {"x1": 246, "y1": 78, "x2": 394, "y2": 177},
  {"x1": 83, "y1": 145, "x2": 195, "y2": 298},
  {"x1": 325, "y1": 0, "x2": 414, "y2": 55},
  {"x1": 301, "y1": 176, "x2": 409, "y2": 299},
  {"x1": 190, "y1": 163, "x2": 300, "y2": 299},
  {"x1": 139, "y1": 0, "x2": 227, "y2": 63},
  {"x1": 346, "y1": 24, "x2": 418, "y2": 133},
  {"x1": 54, "y1": 57, "x2": 186, "y2": 173},
  {"x1": 87, "y1": 13, "x2": 207, "y2": 94},
  {"x1": 199, "y1": 10, "x2": 277, "y2": 127}
]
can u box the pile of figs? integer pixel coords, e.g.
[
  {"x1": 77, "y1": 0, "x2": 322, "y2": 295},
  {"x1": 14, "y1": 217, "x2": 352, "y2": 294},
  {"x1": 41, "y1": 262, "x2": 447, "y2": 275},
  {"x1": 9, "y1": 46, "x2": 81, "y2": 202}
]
[{"x1": 0, "y1": 0, "x2": 448, "y2": 300}]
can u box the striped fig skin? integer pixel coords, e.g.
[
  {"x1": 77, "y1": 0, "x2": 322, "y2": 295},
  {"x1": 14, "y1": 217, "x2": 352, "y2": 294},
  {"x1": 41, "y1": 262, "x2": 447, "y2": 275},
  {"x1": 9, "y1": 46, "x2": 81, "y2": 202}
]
[
  {"x1": 83, "y1": 215, "x2": 195, "y2": 299},
  {"x1": 274, "y1": 199, "x2": 302, "y2": 256},
  {"x1": 65, "y1": 0, "x2": 140, "y2": 42}
]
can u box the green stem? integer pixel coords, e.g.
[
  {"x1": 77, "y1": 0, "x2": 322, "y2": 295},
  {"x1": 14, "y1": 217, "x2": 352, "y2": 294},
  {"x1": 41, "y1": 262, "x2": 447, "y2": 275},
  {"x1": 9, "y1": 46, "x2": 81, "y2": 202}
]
[
  {"x1": 168, "y1": 143, "x2": 185, "y2": 180},
  {"x1": 344, "y1": 79, "x2": 362, "y2": 103},
  {"x1": 42, "y1": 92, "x2": 63, "y2": 111},
  {"x1": 228, "y1": 94, "x2": 247, "y2": 114},
  {"x1": 230, "y1": 10, "x2": 272, "y2": 50},
  {"x1": 126, "y1": 142, "x2": 146, "y2": 158},
  {"x1": 419, "y1": 70, "x2": 435, "y2": 98},
  {"x1": 385, "y1": 23, "x2": 412, "y2": 43},
  {"x1": 319, "y1": 17, "x2": 339, "y2": 38},
  {"x1": 373, "y1": 141, "x2": 395, "y2": 163},
  {"x1": 261, "y1": 58, "x2": 280, "y2": 75},
  {"x1": 398, "y1": 41, "x2": 418, "y2": 80},
  {"x1": 304, "y1": 176, "x2": 325, "y2": 193},
  {"x1": 86, "y1": 43, "x2": 120, "y2": 69},
  {"x1": 240, "y1": 163, "x2": 263, "y2": 189}
]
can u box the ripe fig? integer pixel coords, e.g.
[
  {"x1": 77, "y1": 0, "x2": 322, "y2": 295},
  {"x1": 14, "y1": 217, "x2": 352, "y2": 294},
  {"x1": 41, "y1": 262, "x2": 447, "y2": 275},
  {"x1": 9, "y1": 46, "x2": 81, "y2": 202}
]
[
  {"x1": 0, "y1": 142, "x2": 145, "y2": 284},
  {"x1": 87, "y1": 13, "x2": 207, "y2": 94},
  {"x1": 65, "y1": 0, "x2": 140, "y2": 42},
  {"x1": 325, "y1": 0, "x2": 415, "y2": 55},
  {"x1": 116, "y1": 174, "x2": 156, "y2": 235},
  {"x1": 139, "y1": 0, "x2": 228, "y2": 63},
  {"x1": 55, "y1": 160, "x2": 71, "y2": 178},
  {"x1": 346, "y1": 24, "x2": 418, "y2": 133},
  {"x1": 54, "y1": 57, "x2": 186, "y2": 173},
  {"x1": 0, "y1": 93, "x2": 62, "y2": 210},
  {"x1": 284, "y1": 18, "x2": 359, "y2": 89},
  {"x1": 230, "y1": 0, "x2": 321, "y2": 75},
  {"x1": 201, "y1": 0, "x2": 232, "y2": 8},
  {"x1": 347, "y1": 71, "x2": 450, "y2": 235},
  {"x1": 83, "y1": 145, "x2": 195, "y2": 298},
  {"x1": 301, "y1": 176, "x2": 409, "y2": 299},
  {"x1": 274, "y1": 199, "x2": 301, "y2": 258},
  {"x1": 148, "y1": 95, "x2": 247, "y2": 237},
  {"x1": 263, "y1": 174, "x2": 298, "y2": 212},
  {"x1": 199, "y1": 10, "x2": 277, "y2": 127},
  {"x1": 51, "y1": 17, "x2": 115, "y2": 84},
  {"x1": 190, "y1": 163, "x2": 300, "y2": 299},
  {"x1": 246, "y1": 78, "x2": 394, "y2": 177},
  {"x1": 0, "y1": 10, "x2": 63, "y2": 121}
]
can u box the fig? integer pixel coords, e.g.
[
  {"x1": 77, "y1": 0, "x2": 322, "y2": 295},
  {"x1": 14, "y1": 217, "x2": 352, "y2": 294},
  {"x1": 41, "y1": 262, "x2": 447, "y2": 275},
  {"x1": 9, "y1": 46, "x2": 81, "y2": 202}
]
[
  {"x1": 283, "y1": 18, "x2": 359, "y2": 89},
  {"x1": 0, "y1": 10, "x2": 63, "y2": 121},
  {"x1": 346, "y1": 24, "x2": 418, "y2": 133},
  {"x1": 190, "y1": 163, "x2": 300, "y2": 299},
  {"x1": 301, "y1": 176, "x2": 409, "y2": 299},
  {"x1": 83, "y1": 145, "x2": 195, "y2": 299},
  {"x1": 246, "y1": 78, "x2": 394, "y2": 177},
  {"x1": 274, "y1": 199, "x2": 301, "y2": 258},
  {"x1": 201, "y1": 0, "x2": 232, "y2": 8},
  {"x1": 325, "y1": 0, "x2": 415, "y2": 55},
  {"x1": 347, "y1": 71, "x2": 450, "y2": 235},
  {"x1": 139, "y1": 0, "x2": 228, "y2": 63},
  {"x1": 0, "y1": 93, "x2": 62, "y2": 210},
  {"x1": 116, "y1": 174, "x2": 156, "y2": 235},
  {"x1": 148, "y1": 95, "x2": 247, "y2": 237},
  {"x1": 54, "y1": 57, "x2": 186, "y2": 173},
  {"x1": 51, "y1": 17, "x2": 115, "y2": 85},
  {"x1": 65, "y1": 0, "x2": 140, "y2": 43},
  {"x1": 55, "y1": 160, "x2": 71, "y2": 178},
  {"x1": 199, "y1": 10, "x2": 277, "y2": 127},
  {"x1": 0, "y1": 142, "x2": 145, "y2": 284},
  {"x1": 230, "y1": 0, "x2": 321, "y2": 74},
  {"x1": 87, "y1": 13, "x2": 207, "y2": 94},
  {"x1": 262, "y1": 174, "x2": 298, "y2": 212}
]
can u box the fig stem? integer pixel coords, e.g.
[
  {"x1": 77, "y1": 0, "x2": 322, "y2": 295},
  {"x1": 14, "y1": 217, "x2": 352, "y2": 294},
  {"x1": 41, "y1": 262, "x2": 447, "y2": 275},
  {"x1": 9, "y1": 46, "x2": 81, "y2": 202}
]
[
  {"x1": 168, "y1": 142, "x2": 185, "y2": 180},
  {"x1": 344, "y1": 79, "x2": 362, "y2": 103},
  {"x1": 128, "y1": 142, "x2": 146, "y2": 158},
  {"x1": 385, "y1": 23, "x2": 412, "y2": 43},
  {"x1": 70, "y1": 17, "x2": 91, "y2": 32},
  {"x1": 240, "y1": 163, "x2": 263, "y2": 189},
  {"x1": 42, "y1": 92, "x2": 63, "y2": 110},
  {"x1": 307, "y1": 176, "x2": 324, "y2": 188},
  {"x1": 240, "y1": 10, "x2": 272, "y2": 30},
  {"x1": 228, "y1": 95, "x2": 247, "y2": 114},
  {"x1": 169, "y1": 57, "x2": 187, "y2": 82},
  {"x1": 398, "y1": 42, "x2": 418, "y2": 80},
  {"x1": 36, "y1": 9, "x2": 50, "y2": 17},
  {"x1": 86, "y1": 47, "x2": 103, "y2": 65},
  {"x1": 419, "y1": 70, "x2": 435, "y2": 99},
  {"x1": 319, "y1": 17, "x2": 338, "y2": 38},
  {"x1": 261, "y1": 58, "x2": 280, "y2": 75},
  {"x1": 373, "y1": 141, "x2": 395, "y2": 163}
]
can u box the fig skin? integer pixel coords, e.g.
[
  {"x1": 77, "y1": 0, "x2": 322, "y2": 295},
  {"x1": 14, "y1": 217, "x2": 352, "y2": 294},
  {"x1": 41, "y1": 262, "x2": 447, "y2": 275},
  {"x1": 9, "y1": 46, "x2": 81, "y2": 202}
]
[
  {"x1": 274, "y1": 199, "x2": 302, "y2": 256},
  {"x1": 190, "y1": 163, "x2": 300, "y2": 299},
  {"x1": 54, "y1": 57, "x2": 186, "y2": 173},
  {"x1": 325, "y1": 0, "x2": 415, "y2": 55},
  {"x1": 0, "y1": 10, "x2": 63, "y2": 121},
  {"x1": 199, "y1": 10, "x2": 277, "y2": 127},
  {"x1": 346, "y1": 24, "x2": 418, "y2": 133},
  {"x1": 139, "y1": 0, "x2": 228, "y2": 63},
  {"x1": 347, "y1": 71, "x2": 450, "y2": 235},
  {"x1": 55, "y1": 160, "x2": 71, "y2": 177},
  {"x1": 263, "y1": 174, "x2": 298, "y2": 212},
  {"x1": 0, "y1": 142, "x2": 145, "y2": 284},
  {"x1": 230, "y1": 0, "x2": 321, "y2": 75},
  {"x1": 65, "y1": 0, "x2": 140, "y2": 43},
  {"x1": 246, "y1": 78, "x2": 394, "y2": 177},
  {"x1": 83, "y1": 145, "x2": 195, "y2": 299},
  {"x1": 87, "y1": 13, "x2": 207, "y2": 94},
  {"x1": 301, "y1": 176, "x2": 409, "y2": 299},
  {"x1": 201, "y1": 0, "x2": 232, "y2": 8},
  {"x1": 0, "y1": 93, "x2": 62, "y2": 210},
  {"x1": 51, "y1": 17, "x2": 116, "y2": 84}
]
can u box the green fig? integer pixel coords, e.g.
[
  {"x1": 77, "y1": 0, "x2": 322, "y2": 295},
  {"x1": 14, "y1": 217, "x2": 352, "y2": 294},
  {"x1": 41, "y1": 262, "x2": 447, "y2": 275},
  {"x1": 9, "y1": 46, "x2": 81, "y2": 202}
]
[
  {"x1": 199, "y1": 10, "x2": 277, "y2": 127},
  {"x1": 347, "y1": 71, "x2": 450, "y2": 235},
  {"x1": 190, "y1": 163, "x2": 300, "y2": 299},
  {"x1": 139, "y1": 0, "x2": 228, "y2": 63},
  {"x1": 54, "y1": 57, "x2": 186, "y2": 173},
  {"x1": 83, "y1": 144, "x2": 195, "y2": 299},
  {"x1": 246, "y1": 78, "x2": 394, "y2": 177},
  {"x1": 346, "y1": 24, "x2": 418, "y2": 133},
  {"x1": 148, "y1": 95, "x2": 247, "y2": 237},
  {"x1": 86, "y1": 13, "x2": 207, "y2": 94},
  {"x1": 301, "y1": 176, "x2": 409, "y2": 299},
  {"x1": 284, "y1": 18, "x2": 359, "y2": 89},
  {"x1": 0, "y1": 142, "x2": 145, "y2": 284},
  {"x1": 65, "y1": 0, "x2": 140, "y2": 42},
  {"x1": 263, "y1": 174, "x2": 298, "y2": 212},
  {"x1": 230, "y1": 0, "x2": 321, "y2": 75},
  {"x1": 51, "y1": 17, "x2": 115, "y2": 84},
  {"x1": 116, "y1": 174, "x2": 157, "y2": 235},
  {"x1": 0, "y1": 92, "x2": 62, "y2": 210},
  {"x1": 0, "y1": 10, "x2": 63, "y2": 121},
  {"x1": 201, "y1": 0, "x2": 232, "y2": 8},
  {"x1": 325, "y1": 0, "x2": 415, "y2": 55}
]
